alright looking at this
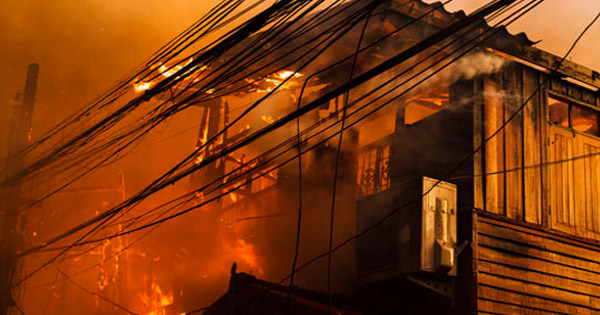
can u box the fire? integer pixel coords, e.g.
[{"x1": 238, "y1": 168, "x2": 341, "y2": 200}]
[
  {"x1": 134, "y1": 82, "x2": 152, "y2": 92},
  {"x1": 139, "y1": 277, "x2": 174, "y2": 315},
  {"x1": 133, "y1": 58, "x2": 207, "y2": 93},
  {"x1": 194, "y1": 150, "x2": 206, "y2": 165},
  {"x1": 260, "y1": 115, "x2": 275, "y2": 124},
  {"x1": 275, "y1": 70, "x2": 301, "y2": 80},
  {"x1": 234, "y1": 239, "x2": 263, "y2": 276},
  {"x1": 159, "y1": 58, "x2": 194, "y2": 78},
  {"x1": 247, "y1": 70, "x2": 303, "y2": 93}
]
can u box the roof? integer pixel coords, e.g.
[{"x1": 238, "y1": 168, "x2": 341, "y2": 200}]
[
  {"x1": 390, "y1": 0, "x2": 600, "y2": 90},
  {"x1": 203, "y1": 272, "x2": 363, "y2": 315}
]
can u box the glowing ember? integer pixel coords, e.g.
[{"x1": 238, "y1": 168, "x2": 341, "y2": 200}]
[
  {"x1": 275, "y1": 70, "x2": 301, "y2": 80},
  {"x1": 133, "y1": 58, "x2": 206, "y2": 93},
  {"x1": 159, "y1": 58, "x2": 194, "y2": 78},
  {"x1": 249, "y1": 70, "x2": 303, "y2": 93},
  {"x1": 134, "y1": 82, "x2": 152, "y2": 92}
]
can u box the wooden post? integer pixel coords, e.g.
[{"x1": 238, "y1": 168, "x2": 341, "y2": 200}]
[{"x1": 0, "y1": 63, "x2": 39, "y2": 314}]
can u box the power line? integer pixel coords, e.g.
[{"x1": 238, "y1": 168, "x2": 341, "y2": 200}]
[
  {"x1": 35, "y1": 0, "x2": 533, "y2": 265},
  {"x1": 12, "y1": 0, "x2": 544, "y2": 296},
  {"x1": 25, "y1": 0, "x2": 522, "y2": 258},
  {"x1": 13, "y1": 0, "x2": 381, "y2": 286},
  {"x1": 326, "y1": 7, "x2": 371, "y2": 313},
  {"x1": 280, "y1": 0, "x2": 600, "y2": 287}
]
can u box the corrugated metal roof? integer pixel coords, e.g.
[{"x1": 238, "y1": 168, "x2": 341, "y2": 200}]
[{"x1": 390, "y1": 0, "x2": 535, "y2": 46}]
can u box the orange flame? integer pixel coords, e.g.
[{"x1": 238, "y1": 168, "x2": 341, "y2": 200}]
[
  {"x1": 133, "y1": 57, "x2": 207, "y2": 93},
  {"x1": 134, "y1": 82, "x2": 152, "y2": 92},
  {"x1": 234, "y1": 239, "x2": 263, "y2": 276},
  {"x1": 139, "y1": 277, "x2": 174, "y2": 315},
  {"x1": 249, "y1": 70, "x2": 303, "y2": 93}
]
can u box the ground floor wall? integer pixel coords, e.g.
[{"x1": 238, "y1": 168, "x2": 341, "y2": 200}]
[{"x1": 474, "y1": 211, "x2": 600, "y2": 314}]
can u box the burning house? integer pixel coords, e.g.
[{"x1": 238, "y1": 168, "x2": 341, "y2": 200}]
[
  {"x1": 3, "y1": 0, "x2": 600, "y2": 314},
  {"x1": 182, "y1": 1, "x2": 600, "y2": 314}
]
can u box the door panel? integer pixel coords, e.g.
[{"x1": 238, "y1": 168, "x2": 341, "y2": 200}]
[
  {"x1": 577, "y1": 136, "x2": 600, "y2": 238},
  {"x1": 549, "y1": 127, "x2": 577, "y2": 234}
]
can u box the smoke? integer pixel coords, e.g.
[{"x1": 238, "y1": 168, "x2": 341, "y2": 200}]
[{"x1": 446, "y1": 51, "x2": 506, "y2": 80}]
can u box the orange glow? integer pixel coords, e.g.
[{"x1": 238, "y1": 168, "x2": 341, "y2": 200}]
[
  {"x1": 158, "y1": 57, "x2": 194, "y2": 78},
  {"x1": 133, "y1": 58, "x2": 206, "y2": 93},
  {"x1": 403, "y1": 87, "x2": 449, "y2": 125},
  {"x1": 194, "y1": 150, "x2": 206, "y2": 165},
  {"x1": 260, "y1": 115, "x2": 274, "y2": 124},
  {"x1": 139, "y1": 277, "x2": 174, "y2": 315},
  {"x1": 248, "y1": 70, "x2": 303, "y2": 93},
  {"x1": 134, "y1": 82, "x2": 152, "y2": 92},
  {"x1": 274, "y1": 70, "x2": 300, "y2": 80},
  {"x1": 234, "y1": 239, "x2": 263, "y2": 276}
]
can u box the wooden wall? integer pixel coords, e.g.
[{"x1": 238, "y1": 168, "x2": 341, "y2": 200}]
[
  {"x1": 475, "y1": 213, "x2": 600, "y2": 314},
  {"x1": 474, "y1": 63, "x2": 544, "y2": 225},
  {"x1": 473, "y1": 61, "x2": 600, "y2": 313}
]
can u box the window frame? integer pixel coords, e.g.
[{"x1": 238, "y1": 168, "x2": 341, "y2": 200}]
[
  {"x1": 547, "y1": 92, "x2": 600, "y2": 139},
  {"x1": 356, "y1": 140, "x2": 392, "y2": 199},
  {"x1": 547, "y1": 91, "x2": 600, "y2": 240}
]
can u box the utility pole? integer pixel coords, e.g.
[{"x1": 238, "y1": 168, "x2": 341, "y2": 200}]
[{"x1": 0, "y1": 63, "x2": 39, "y2": 314}]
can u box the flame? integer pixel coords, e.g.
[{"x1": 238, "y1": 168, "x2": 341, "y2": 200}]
[
  {"x1": 275, "y1": 70, "x2": 301, "y2": 80},
  {"x1": 134, "y1": 82, "x2": 152, "y2": 92},
  {"x1": 249, "y1": 70, "x2": 303, "y2": 93},
  {"x1": 229, "y1": 192, "x2": 238, "y2": 203},
  {"x1": 133, "y1": 58, "x2": 206, "y2": 93},
  {"x1": 194, "y1": 150, "x2": 206, "y2": 165},
  {"x1": 139, "y1": 277, "x2": 174, "y2": 315},
  {"x1": 260, "y1": 115, "x2": 275, "y2": 124},
  {"x1": 159, "y1": 58, "x2": 194, "y2": 78},
  {"x1": 234, "y1": 239, "x2": 263, "y2": 276}
]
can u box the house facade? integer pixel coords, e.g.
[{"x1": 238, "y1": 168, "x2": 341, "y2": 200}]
[{"x1": 200, "y1": 1, "x2": 600, "y2": 313}]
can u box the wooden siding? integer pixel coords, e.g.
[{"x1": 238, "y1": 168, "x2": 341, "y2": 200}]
[
  {"x1": 580, "y1": 138, "x2": 600, "y2": 238},
  {"x1": 476, "y1": 65, "x2": 543, "y2": 224},
  {"x1": 476, "y1": 214, "x2": 600, "y2": 314}
]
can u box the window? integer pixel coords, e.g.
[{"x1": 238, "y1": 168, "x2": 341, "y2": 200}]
[
  {"x1": 357, "y1": 145, "x2": 390, "y2": 198},
  {"x1": 403, "y1": 85, "x2": 449, "y2": 125},
  {"x1": 358, "y1": 105, "x2": 396, "y2": 148},
  {"x1": 548, "y1": 95, "x2": 600, "y2": 138},
  {"x1": 572, "y1": 106, "x2": 600, "y2": 136},
  {"x1": 548, "y1": 97, "x2": 569, "y2": 127},
  {"x1": 548, "y1": 93, "x2": 600, "y2": 239}
]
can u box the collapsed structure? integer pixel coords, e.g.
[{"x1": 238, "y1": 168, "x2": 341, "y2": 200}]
[{"x1": 188, "y1": 0, "x2": 600, "y2": 314}]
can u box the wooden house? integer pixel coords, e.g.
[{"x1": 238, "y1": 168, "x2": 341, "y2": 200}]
[{"x1": 201, "y1": 1, "x2": 600, "y2": 313}]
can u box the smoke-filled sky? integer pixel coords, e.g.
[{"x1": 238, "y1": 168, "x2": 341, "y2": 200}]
[{"x1": 1, "y1": 0, "x2": 599, "y2": 160}]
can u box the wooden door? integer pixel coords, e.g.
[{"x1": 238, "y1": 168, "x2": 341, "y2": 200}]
[
  {"x1": 548, "y1": 126, "x2": 577, "y2": 234},
  {"x1": 576, "y1": 135, "x2": 600, "y2": 239},
  {"x1": 549, "y1": 125, "x2": 600, "y2": 239}
]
